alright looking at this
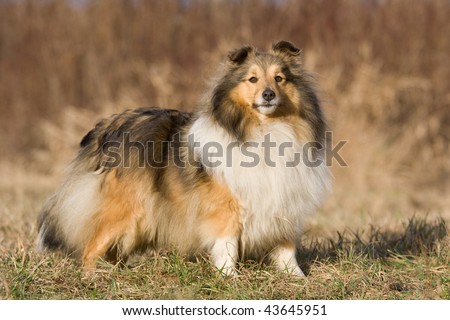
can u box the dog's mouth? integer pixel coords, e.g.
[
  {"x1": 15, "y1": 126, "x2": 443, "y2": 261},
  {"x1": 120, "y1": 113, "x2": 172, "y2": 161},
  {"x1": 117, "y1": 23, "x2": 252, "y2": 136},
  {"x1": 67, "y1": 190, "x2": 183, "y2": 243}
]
[
  {"x1": 252, "y1": 102, "x2": 278, "y2": 109},
  {"x1": 252, "y1": 103, "x2": 278, "y2": 115}
]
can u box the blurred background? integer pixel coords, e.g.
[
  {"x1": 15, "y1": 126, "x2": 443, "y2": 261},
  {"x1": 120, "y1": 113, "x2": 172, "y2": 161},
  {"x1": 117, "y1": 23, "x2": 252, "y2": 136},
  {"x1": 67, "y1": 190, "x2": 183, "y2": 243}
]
[{"x1": 0, "y1": 0, "x2": 449, "y2": 247}]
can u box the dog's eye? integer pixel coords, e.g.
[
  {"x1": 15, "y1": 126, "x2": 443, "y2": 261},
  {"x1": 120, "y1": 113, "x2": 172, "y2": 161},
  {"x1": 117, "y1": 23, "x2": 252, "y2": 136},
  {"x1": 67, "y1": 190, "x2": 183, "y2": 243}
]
[
  {"x1": 249, "y1": 77, "x2": 258, "y2": 83},
  {"x1": 274, "y1": 76, "x2": 283, "y2": 83}
]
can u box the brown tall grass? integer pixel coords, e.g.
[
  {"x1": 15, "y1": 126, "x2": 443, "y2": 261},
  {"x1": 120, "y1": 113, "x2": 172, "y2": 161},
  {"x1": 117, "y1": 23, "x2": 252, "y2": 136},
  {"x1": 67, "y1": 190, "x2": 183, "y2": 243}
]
[{"x1": 0, "y1": 0, "x2": 449, "y2": 240}]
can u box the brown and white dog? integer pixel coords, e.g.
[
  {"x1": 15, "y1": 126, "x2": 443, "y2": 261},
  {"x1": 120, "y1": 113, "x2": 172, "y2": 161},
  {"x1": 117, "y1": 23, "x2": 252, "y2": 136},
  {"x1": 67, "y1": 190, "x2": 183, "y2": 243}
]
[{"x1": 37, "y1": 41, "x2": 330, "y2": 276}]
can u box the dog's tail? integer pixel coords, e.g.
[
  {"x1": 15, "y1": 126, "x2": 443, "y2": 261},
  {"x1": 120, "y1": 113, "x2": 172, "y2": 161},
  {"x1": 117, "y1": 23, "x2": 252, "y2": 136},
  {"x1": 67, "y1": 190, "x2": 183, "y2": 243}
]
[
  {"x1": 36, "y1": 115, "x2": 111, "y2": 254},
  {"x1": 36, "y1": 193, "x2": 63, "y2": 251},
  {"x1": 36, "y1": 168, "x2": 104, "y2": 255}
]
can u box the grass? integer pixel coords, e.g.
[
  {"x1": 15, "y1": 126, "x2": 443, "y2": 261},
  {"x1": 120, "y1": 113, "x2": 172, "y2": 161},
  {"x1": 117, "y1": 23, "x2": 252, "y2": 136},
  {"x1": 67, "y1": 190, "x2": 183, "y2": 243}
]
[
  {"x1": 1, "y1": 216, "x2": 448, "y2": 300},
  {"x1": 0, "y1": 160, "x2": 448, "y2": 300}
]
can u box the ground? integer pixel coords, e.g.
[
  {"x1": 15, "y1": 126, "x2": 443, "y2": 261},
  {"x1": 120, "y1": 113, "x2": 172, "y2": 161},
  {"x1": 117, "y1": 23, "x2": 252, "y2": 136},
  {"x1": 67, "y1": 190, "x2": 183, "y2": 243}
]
[{"x1": 0, "y1": 163, "x2": 448, "y2": 299}]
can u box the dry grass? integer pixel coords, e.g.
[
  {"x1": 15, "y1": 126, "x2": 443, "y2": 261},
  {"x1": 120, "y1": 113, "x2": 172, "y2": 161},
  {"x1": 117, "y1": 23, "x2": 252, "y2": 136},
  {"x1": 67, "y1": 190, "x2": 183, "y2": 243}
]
[
  {"x1": 0, "y1": 0, "x2": 449, "y2": 299},
  {"x1": 1, "y1": 210, "x2": 448, "y2": 299}
]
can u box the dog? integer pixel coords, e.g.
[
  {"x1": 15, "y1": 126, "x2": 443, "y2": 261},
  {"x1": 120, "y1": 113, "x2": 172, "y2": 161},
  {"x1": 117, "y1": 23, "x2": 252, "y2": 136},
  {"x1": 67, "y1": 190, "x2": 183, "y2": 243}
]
[{"x1": 37, "y1": 41, "x2": 330, "y2": 276}]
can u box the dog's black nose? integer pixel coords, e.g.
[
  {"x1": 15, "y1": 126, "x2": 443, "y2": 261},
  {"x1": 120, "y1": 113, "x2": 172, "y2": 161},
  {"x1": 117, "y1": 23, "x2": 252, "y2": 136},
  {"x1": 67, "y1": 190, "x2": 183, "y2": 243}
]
[{"x1": 262, "y1": 89, "x2": 276, "y2": 102}]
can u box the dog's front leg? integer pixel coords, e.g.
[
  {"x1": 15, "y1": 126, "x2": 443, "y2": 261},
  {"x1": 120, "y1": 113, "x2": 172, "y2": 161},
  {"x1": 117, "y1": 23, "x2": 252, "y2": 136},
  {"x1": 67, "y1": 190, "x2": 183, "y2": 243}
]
[
  {"x1": 211, "y1": 236, "x2": 238, "y2": 276},
  {"x1": 270, "y1": 242, "x2": 305, "y2": 276}
]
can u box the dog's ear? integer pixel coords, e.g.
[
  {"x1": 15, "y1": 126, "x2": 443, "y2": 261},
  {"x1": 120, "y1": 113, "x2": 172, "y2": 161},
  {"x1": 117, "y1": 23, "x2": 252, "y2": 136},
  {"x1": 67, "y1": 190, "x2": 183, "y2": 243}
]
[
  {"x1": 228, "y1": 45, "x2": 255, "y2": 65},
  {"x1": 272, "y1": 41, "x2": 302, "y2": 58}
]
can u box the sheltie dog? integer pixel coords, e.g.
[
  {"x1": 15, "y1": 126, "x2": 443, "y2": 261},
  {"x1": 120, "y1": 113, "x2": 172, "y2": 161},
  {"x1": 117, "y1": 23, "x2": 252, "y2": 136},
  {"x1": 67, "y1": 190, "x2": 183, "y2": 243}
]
[{"x1": 37, "y1": 41, "x2": 330, "y2": 276}]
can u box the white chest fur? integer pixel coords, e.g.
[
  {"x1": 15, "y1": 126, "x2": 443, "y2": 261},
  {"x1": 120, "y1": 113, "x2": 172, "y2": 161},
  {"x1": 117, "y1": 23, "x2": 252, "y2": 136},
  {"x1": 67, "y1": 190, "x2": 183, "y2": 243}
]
[{"x1": 189, "y1": 115, "x2": 330, "y2": 250}]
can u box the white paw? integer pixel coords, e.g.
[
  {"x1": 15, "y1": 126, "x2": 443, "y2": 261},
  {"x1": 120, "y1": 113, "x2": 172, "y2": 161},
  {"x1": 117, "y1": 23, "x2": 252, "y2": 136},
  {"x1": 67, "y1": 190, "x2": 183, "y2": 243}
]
[
  {"x1": 211, "y1": 237, "x2": 238, "y2": 277},
  {"x1": 270, "y1": 244, "x2": 305, "y2": 277}
]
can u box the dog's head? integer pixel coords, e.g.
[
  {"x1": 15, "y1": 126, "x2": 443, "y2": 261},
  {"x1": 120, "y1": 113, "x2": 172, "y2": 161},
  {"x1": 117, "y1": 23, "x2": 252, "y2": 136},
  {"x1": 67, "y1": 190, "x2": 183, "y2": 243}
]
[
  {"x1": 211, "y1": 41, "x2": 323, "y2": 142},
  {"x1": 224, "y1": 41, "x2": 302, "y2": 116}
]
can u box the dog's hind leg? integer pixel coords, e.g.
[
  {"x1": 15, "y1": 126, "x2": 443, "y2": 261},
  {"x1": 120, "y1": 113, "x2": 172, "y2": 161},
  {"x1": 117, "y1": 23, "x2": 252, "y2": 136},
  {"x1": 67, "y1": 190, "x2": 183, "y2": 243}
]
[
  {"x1": 82, "y1": 172, "x2": 140, "y2": 269},
  {"x1": 82, "y1": 225, "x2": 123, "y2": 269}
]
